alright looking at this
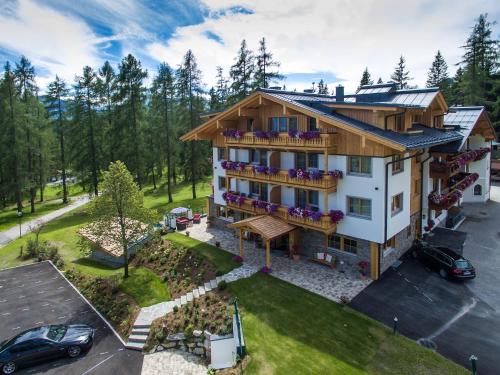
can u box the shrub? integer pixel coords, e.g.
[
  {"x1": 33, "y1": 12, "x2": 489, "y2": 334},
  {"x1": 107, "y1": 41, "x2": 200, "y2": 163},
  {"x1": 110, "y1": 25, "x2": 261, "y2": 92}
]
[
  {"x1": 215, "y1": 270, "x2": 224, "y2": 277},
  {"x1": 184, "y1": 323, "x2": 194, "y2": 338},
  {"x1": 173, "y1": 305, "x2": 179, "y2": 313},
  {"x1": 232, "y1": 255, "x2": 243, "y2": 263},
  {"x1": 218, "y1": 280, "x2": 228, "y2": 291},
  {"x1": 155, "y1": 329, "x2": 166, "y2": 342}
]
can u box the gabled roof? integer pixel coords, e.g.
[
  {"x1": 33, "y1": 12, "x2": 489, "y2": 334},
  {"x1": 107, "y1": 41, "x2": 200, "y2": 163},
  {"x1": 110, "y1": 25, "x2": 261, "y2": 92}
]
[
  {"x1": 431, "y1": 106, "x2": 496, "y2": 153},
  {"x1": 227, "y1": 215, "x2": 295, "y2": 240}
]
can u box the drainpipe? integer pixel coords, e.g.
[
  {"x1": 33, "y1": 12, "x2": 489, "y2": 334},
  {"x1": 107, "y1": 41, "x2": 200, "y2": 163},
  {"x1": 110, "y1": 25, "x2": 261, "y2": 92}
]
[
  {"x1": 419, "y1": 152, "x2": 432, "y2": 238},
  {"x1": 384, "y1": 150, "x2": 424, "y2": 246},
  {"x1": 384, "y1": 111, "x2": 405, "y2": 130}
]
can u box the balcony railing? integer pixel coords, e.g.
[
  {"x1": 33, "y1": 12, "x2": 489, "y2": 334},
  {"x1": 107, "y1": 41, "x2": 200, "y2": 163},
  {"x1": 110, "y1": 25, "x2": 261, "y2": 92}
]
[
  {"x1": 430, "y1": 148, "x2": 491, "y2": 179},
  {"x1": 223, "y1": 131, "x2": 338, "y2": 149},
  {"x1": 224, "y1": 194, "x2": 340, "y2": 232},
  {"x1": 225, "y1": 165, "x2": 339, "y2": 191},
  {"x1": 428, "y1": 172, "x2": 478, "y2": 210}
]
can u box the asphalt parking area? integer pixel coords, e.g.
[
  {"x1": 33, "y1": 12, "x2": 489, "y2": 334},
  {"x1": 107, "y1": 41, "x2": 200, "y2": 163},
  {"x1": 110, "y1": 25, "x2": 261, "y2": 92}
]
[{"x1": 0, "y1": 262, "x2": 143, "y2": 375}]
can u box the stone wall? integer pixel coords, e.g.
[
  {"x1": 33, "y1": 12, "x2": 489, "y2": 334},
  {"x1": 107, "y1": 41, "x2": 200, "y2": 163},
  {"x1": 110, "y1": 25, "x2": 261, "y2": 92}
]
[
  {"x1": 207, "y1": 196, "x2": 245, "y2": 231},
  {"x1": 380, "y1": 212, "x2": 419, "y2": 273},
  {"x1": 152, "y1": 330, "x2": 208, "y2": 358}
]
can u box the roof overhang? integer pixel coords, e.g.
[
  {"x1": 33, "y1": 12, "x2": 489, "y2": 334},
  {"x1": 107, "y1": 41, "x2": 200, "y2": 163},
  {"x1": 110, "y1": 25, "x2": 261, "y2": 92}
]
[{"x1": 227, "y1": 215, "x2": 296, "y2": 240}]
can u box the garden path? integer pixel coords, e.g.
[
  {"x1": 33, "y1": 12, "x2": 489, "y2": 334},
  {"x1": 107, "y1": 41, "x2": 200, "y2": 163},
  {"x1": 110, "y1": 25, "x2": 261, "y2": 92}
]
[{"x1": 141, "y1": 349, "x2": 207, "y2": 375}]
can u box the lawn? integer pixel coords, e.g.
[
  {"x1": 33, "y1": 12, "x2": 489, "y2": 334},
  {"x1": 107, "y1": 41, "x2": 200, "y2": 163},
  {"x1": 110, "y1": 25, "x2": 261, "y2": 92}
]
[
  {"x1": 229, "y1": 274, "x2": 468, "y2": 375},
  {"x1": 0, "y1": 183, "x2": 85, "y2": 232},
  {"x1": 119, "y1": 267, "x2": 171, "y2": 307},
  {"x1": 166, "y1": 232, "x2": 239, "y2": 275}
]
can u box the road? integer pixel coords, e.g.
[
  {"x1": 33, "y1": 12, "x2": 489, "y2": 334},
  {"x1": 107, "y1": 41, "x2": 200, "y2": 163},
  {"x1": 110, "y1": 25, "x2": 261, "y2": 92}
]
[{"x1": 0, "y1": 196, "x2": 90, "y2": 248}]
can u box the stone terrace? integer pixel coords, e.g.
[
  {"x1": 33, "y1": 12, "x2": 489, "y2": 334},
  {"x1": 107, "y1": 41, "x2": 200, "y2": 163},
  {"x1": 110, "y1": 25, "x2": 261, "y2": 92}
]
[{"x1": 180, "y1": 218, "x2": 371, "y2": 302}]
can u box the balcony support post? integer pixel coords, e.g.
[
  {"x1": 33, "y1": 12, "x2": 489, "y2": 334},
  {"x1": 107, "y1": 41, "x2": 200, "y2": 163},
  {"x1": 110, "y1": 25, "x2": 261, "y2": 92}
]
[
  {"x1": 265, "y1": 239, "x2": 271, "y2": 268},
  {"x1": 239, "y1": 228, "x2": 244, "y2": 258}
]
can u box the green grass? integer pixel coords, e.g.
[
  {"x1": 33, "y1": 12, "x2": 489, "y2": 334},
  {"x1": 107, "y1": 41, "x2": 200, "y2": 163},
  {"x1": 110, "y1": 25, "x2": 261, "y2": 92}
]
[
  {"x1": 0, "y1": 184, "x2": 85, "y2": 231},
  {"x1": 229, "y1": 274, "x2": 468, "y2": 375},
  {"x1": 119, "y1": 267, "x2": 171, "y2": 307},
  {"x1": 166, "y1": 232, "x2": 239, "y2": 275}
]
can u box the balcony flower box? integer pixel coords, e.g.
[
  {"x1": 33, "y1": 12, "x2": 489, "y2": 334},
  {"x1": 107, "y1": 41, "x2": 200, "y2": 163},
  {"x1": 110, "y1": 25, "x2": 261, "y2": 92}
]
[
  {"x1": 328, "y1": 170, "x2": 343, "y2": 179},
  {"x1": 251, "y1": 199, "x2": 279, "y2": 213},
  {"x1": 268, "y1": 167, "x2": 279, "y2": 175},
  {"x1": 254, "y1": 130, "x2": 279, "y2": 139},
  {"x1": 236, "y1": 162, "x2": 247, "y2": 171},
  {"x1": 288, "y1": 168, "x2": 310, "y2": 180},
  {"x1": 309, "y1": 170, "x2": 324, "y2": 181},
  {"x1": 288, "y1": 130, "x2": 321, "y2": 140},
  {"x1": 223, "y1": 192, "x2": 245, "y2": 206},
  {"x1": 254, "y1": 165, "x2": 269, "y2": 174},
  {"x1": 329, "y1": 210, "x2": 344, "y2": 224},
  {"x1": 221, "y1": 160, "x2": 237, "y2": 170},
  {"x1": 222, "y1": 129, "x2": 244, "y2": 138},
  {"x1": 428, "y1": 190, "x2": 463, "y2": 209}
]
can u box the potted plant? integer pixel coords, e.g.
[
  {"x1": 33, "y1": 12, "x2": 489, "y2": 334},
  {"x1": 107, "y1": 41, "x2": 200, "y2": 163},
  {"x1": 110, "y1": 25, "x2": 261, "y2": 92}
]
[
  {"x1": 358, "y1": 260, "x2": 369, "y2": 278},
  {"x1": 291, "y1": 244, "x2": 300, "y2": 261},
  {"x1": 215, "y1": 241, "x2": 221, "y2": 248}
]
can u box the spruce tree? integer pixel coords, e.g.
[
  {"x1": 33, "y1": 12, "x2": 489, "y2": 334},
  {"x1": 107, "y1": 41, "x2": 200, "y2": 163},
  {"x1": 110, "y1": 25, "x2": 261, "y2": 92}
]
[
  {"x1": 426, "y1": 50, "x2": 449, "y2": 88},
  {"x1": 99, "y1": 61, "x2": 116, "y2": 164},
  {"x1": 390, "y1": 55, "x2": 412, "y2": 89},
  {"x1": 229, "y1": 40, "x2": 254, "y2": 103},
  {"x1": 377, "y1": 77, "x2": 383, "y2": 84},
  {"x1": 359, "y1": 67, "x2": 374, "y2": 88},
  {"x1": 317, "y1": 79, "x2": 329, "y2": 95},
  {"x1": 254, "y1": 37, "x2": 282, "y2": 88}
]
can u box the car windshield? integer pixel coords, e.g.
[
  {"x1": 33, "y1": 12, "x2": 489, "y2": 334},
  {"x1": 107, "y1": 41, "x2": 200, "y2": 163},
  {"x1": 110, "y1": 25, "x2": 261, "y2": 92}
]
[
  {"x1": 46, "y1": 325, "x2": 67, "y2": 342},
  {"x1": 455, "y1": 260, "x2": 471, "y2": 269}
]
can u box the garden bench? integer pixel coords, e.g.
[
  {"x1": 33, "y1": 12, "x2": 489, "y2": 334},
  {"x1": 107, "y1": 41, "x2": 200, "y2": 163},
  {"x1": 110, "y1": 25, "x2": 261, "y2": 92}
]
[{"x1": 311, "y1": 252, "x2": 336, "y2": 268}]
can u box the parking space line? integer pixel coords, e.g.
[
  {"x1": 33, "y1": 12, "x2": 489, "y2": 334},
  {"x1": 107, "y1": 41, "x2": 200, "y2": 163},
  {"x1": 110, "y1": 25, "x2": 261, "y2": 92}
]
[
  {"x1": 80, "y1": 354, "x2": 115, "y2": 375},
  {"x1": 1, "y1": 312, "x2": 10, "y2": 316}
]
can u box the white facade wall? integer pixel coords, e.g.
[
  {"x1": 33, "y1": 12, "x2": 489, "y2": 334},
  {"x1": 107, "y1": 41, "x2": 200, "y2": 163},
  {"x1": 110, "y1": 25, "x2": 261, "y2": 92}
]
[
  {"x1": 386, "y1": 155, "x2": 411, "y2": 239},
  {"x1": 212, "y1": 147, "x2": 227, "y2": 206},
  {"x1": 332, "y1": 155, "x2": 386, "y2": 243},
  {"x1": 463, "y1": 136, "x2": 490, "y2": 203}
]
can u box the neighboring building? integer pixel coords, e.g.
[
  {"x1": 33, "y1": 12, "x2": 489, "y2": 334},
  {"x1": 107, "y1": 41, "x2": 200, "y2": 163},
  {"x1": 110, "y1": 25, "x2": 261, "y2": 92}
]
[{"x1": 181, "y1": 83, "x2": 496, "y2": 279}]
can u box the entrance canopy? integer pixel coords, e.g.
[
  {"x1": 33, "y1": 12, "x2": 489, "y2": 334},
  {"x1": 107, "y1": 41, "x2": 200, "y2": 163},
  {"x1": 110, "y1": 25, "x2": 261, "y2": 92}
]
[{"x1": 228, "y1": 215, "x2": 296, "y2": 240}]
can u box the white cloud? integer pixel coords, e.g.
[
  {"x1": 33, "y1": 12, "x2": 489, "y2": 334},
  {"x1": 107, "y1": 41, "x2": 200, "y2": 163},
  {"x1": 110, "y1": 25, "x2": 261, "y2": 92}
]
[
  {"x1": 0, "y1": 0, "x2": 101, "y2": 89},
  {"x1": 146, "y1": 0, "x2": 500, "y2": 93}
]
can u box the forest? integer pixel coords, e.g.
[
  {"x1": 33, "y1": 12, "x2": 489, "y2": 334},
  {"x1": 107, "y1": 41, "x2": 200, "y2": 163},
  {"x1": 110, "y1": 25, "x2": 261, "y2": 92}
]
[{"x1": 0, "y1": 14, "x2": 498, "y2": 214}]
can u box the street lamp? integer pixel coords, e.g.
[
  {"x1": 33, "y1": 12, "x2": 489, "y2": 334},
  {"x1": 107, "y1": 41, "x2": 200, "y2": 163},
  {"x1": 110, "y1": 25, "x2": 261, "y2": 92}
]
[
  {"x1": 17, "y1": 211, "x2": 23, "y2": 238},
  {"x1": 469, "y1": 355, "x2": 478, "y2": 375},
  {"x1": 393, "y1": 316, "x2": 398, "y2": 335}
]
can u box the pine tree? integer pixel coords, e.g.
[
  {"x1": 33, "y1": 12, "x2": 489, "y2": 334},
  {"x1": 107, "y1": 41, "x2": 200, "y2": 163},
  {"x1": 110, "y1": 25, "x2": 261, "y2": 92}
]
[
  {"x1": 377, "y1": 77, "x2": 383, "y2": 84},
  {"x1": 98, "y1": 61, "x2": 116, "y2": 164},
  {"x1": 45, "y1": 76, "x2": 70, "y2": 204},
  {"x1": 177, "y1": 50, "x2": 204, "y2": 199},
  {"x1": 254, "y1": 37, "x2": 282, "y2": 88},
  {"x1": 426, "y1": 50, "x2": 451, "y2": 100},
  {"x1": 390, "y1": 55, "x2": 412, "y2": 89},
  {"x1": 359, "y1": 67, "x2": 374, "y2": 88},
  {"x1": 151, "y1": 62, "x2": 175, "y2": 203},
  {"x1": 229, "y1": 40, "x2": 254, "y2": 103},
  {"x1": 210, "y1": 66, "x2": 228, "y2": 110},
  {"x1": 116, "y1": 54, "x2": 148, "y2": 188},
  {"x1": 317, "y1": 79, "x2": 329, "y2": 95}
]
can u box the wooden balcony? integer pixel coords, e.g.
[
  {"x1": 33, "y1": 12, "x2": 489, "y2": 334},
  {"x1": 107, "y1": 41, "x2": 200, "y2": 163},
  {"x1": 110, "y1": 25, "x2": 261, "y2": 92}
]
[
  {"x1": 225, "y1": 166, "x2": 338, "y2": 191},
  {"x1": 224, "y1": 132, "x2": 338, "y2": 151},
  {"x1": 226, "y1": 196, "x2": 337, "y2": 233}
]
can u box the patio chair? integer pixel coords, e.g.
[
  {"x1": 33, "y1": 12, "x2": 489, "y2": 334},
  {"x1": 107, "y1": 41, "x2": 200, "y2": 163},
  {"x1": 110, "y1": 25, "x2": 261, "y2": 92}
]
[{"x1": 193, "y1": 213, "x2": 201, "y2": 224}]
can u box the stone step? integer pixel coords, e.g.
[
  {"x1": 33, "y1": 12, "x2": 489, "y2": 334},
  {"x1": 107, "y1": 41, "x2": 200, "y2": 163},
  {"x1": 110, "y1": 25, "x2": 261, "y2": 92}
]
[
  {"x1": 193, "y1": 289, "x2": 199, "y2": 299},
  {"x1": 198, "y1": 286, "x2": 206, "y2": 296},
  {"x1": 186, "y1": 292, "x2": 194, "y2": 302},
  {"x1": 174, "y1": 298, "x2": 181, "y2": 306},
  {"x1": 130, "y1": 328, "x2": 150, "y2": 335},
  {"x1": 204, "y1": 282, "x2": 212, "y2": 292},
  {"x1": 125, "y1": 341, "x2": 145, "y2": 351},
  {"x1": 180, "y1": 295, "x2": 187, "y2": 305},
  {"x1": 128, "y1": 334, "x2": 148, "y2": 343},
  {"x1": 132, "y1": 322, "x2": 151, "y2": 329},
  {"x1": 216, "y1": 276, "x2": 222, "y2": 284},
  {"x1": 210, "y1": 279, "x2": 218, "y2": 289}
]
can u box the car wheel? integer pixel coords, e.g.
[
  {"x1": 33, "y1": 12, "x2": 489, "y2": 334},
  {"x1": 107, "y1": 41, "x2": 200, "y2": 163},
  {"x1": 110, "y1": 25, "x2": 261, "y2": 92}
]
[
  {"x1": 67, "y1": 345, "x2": 82, "y2": 358},
  {"x1": 439, "y1": 269, "x2": 448, "y2": 279},
  {"x1": 2, "y1": 362, "x2": 16, "y2": 375}
]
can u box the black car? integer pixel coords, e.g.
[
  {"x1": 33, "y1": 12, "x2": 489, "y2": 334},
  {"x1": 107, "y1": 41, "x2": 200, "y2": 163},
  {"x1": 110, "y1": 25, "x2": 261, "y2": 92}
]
[
  {"x1": 412, "y1": 241, "x2": 476, "y2": 280},
  {"x1": 0, "y1": 324, "x2": 94, "y2": 374}
]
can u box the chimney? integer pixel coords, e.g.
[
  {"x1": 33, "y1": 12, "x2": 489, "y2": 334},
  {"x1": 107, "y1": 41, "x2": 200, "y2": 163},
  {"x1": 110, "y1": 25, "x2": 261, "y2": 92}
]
[{"x1": 336, "y1": 85, "x2": 344, "y2": 102}]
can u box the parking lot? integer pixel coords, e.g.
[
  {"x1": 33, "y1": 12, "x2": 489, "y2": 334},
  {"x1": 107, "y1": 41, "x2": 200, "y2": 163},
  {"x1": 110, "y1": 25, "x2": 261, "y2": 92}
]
[
  {"x1": 351, "y1": 186, "x2": 500, "y2": 375},
  {"x1": 0, "y1": 262, "x2": 143, "y2": 374}
]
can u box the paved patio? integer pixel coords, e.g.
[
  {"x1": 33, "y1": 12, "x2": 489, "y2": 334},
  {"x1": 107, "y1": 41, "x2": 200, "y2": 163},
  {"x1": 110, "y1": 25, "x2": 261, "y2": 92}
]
[{"x1": 180, "y1": 218, "x2": 371, "y2": 302}]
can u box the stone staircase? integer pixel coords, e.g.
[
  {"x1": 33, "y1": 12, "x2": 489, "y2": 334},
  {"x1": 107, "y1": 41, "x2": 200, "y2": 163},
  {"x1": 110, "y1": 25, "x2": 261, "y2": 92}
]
[{"x1": 125, "y1": 265, "x2": 257, "y2": 350}]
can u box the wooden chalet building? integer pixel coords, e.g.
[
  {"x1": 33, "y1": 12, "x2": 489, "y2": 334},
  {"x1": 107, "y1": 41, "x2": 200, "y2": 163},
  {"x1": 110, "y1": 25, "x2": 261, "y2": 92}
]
[{"x1": 181, "y1": 83, "x2": 496, "y2": 280}]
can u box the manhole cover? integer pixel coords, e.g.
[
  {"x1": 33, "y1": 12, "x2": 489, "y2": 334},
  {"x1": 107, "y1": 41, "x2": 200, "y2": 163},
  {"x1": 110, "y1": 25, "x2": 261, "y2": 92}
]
[{"x1": 417, "y1": 338, "x2": 437, "y2": 350}]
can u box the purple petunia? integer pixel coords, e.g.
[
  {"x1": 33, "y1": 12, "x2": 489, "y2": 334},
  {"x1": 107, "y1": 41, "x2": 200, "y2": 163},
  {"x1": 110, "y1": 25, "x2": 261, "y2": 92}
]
[{"x1": 329, "y1": 210, "x2": 344, "y2": 224}]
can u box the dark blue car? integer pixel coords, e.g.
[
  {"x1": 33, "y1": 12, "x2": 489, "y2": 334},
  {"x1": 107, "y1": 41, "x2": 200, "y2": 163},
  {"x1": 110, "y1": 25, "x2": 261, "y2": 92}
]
[{"x1": 0, "y1": 325, "x2": 94, "y2": 374}]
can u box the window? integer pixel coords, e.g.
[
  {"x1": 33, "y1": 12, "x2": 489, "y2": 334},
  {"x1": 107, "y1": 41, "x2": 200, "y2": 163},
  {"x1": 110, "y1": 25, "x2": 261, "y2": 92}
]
[
  {"x1": 412, "y1": 114, "x2": 423, "y2": 124},
  {"x1": 308, "y1": 154, "x2": 319, "y2": 169},
  {"x1": 391, "y1": 193, "x2": 403, "y2": 216},
  {"x1": 474, "y1": 184, "x2": 482, "y2": 196},
  {"x1": 347, "y1": 197, "x2": 372, "y2": 219},
  {"x1": 296, "y1": 189, "x2": 307, "y2": 208},
  {"x1": 392, "y1": 155, "x2": 404, "y2": 174},
  {"x1": 308, "y1": 191, "x2": 319, "y2": 210},
  {"x1": 347, "y1": 156, "x2": 372, "y2": 176},
  {"x1": 395, "y1": 114, "x2": 404, "y2": 132},
  {"x1": 250, "y1": 149, "x2": 267, "y2": 165},
  {"x1": 268, "y1": 117, "x2": 297, "y2": 132},
  {"x1": 289, "y1": 117, "x2": 298, "y2": 131},
  {"x1": 328, "y1": 235, "x2": 341, "y2": 249},
  {"x1": 432, "y1": 178, "x2": 439, "y2": 193},
  {"x1": 344, "y1": 238, "x2": 358, "y2": 254},
  {"x1": 250, "y1": 182, "x2": 267, "y2": 200},
  {"x1": 308, "y1": 117, "x2": 318, "y2": 131},
  {"x1": 218, "y1": 176, "x2": 227, "y2": 191},
  {"x1": 246, "y1": 118, "x2": 254, "y2": 132},
  {"x1": 217, "y1": 148, "x2": 226, "y2": 161},
  {"x1": 295, "y1": 153, "x2": 307, "y2": 169}
]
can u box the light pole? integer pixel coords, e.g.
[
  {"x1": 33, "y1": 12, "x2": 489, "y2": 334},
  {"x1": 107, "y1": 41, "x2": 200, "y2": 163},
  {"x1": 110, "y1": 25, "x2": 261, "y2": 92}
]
[
  {"x1": 469, "y1": 355, "x2": 477, "y2": 375},
  {"x1": 393, "y1": 316, "x2": 398, "y2": 335},
  {"x1": 17, "y1": 211, "x2": 23, "y2": 238}
]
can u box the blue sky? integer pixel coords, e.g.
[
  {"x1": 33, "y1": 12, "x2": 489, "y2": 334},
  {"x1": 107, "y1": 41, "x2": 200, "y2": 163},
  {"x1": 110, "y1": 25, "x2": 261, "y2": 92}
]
[{"x1": 1, "y1": 0, "x2": 500, "y2": 93}]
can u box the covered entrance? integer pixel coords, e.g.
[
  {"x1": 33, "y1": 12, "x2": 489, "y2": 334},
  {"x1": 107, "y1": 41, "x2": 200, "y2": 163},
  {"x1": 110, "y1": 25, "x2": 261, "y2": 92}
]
[{"x1": 228, "y1": 215, "x2": 297, "y2": 269}]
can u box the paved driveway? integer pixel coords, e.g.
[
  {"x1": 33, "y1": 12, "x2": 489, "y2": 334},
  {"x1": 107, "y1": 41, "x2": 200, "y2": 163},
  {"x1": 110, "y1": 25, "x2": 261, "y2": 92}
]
[
  {"x1": 350, "y1": 186, "x2": 500, "y2": 375},
  {"x1": 0, "y1": 262, "x2": 143, "y2": 374}
]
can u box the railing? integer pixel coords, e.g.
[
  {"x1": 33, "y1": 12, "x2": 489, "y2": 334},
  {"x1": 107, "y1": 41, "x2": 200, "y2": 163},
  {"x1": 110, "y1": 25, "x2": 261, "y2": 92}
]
[
  {"x1": 430, "y1": 148, "x2": 491, "y2": 178},
  {"x1": 428, "y1": 172, "x2": 478, "y2": 210},
  {"x1": 226, "y1": 196, "x2": 337, "y2": 232},
  {"x1": 224, "y1": 132, "x2": 338, "y2": 149},
  {"x1": 225, "y1": 166, "x2": 338, "y2": 190}
]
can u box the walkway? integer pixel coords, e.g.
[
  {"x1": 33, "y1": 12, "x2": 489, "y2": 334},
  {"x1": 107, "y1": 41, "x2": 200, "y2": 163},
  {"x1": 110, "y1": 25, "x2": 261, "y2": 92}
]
[
  {"x1": 141, "y1": 349, "x2": 207, "y2": 375},
  {"x1": 183, "y1": 218, "x2": 371, "y2": 303},
  {"x1": 126, "y1": 264, "x2": 257, "y2": 351},
  {"x1": 0, "y1": 196, "x2": 90, "y2": 248}
]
